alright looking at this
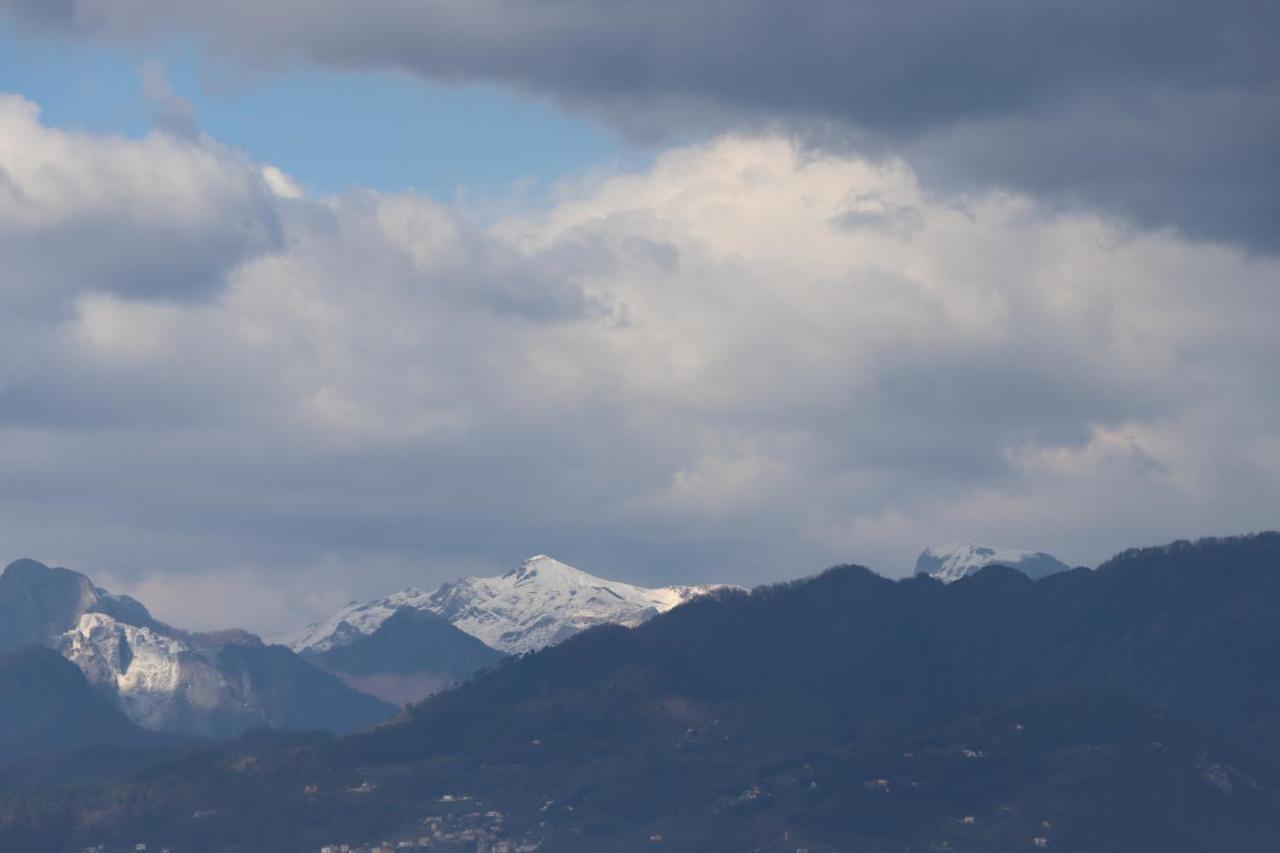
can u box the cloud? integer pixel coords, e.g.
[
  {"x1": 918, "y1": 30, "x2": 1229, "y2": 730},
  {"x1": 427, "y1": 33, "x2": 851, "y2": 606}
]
[
  {"x1": 0, "y1": 98, "x2": 1277, "y2": 633},
  {"x1": 0, "y1": 95, "x2": 281, "y2": 308},
  {"x1": 139, "y1": 61, "x2": 199, "y2": 139},
  {"x1": 2, "y1": 0, "x2": 1277, "y2": 250}
]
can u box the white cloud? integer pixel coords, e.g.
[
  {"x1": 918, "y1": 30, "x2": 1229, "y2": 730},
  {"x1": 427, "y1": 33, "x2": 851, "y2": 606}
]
[
  {"x1": 1, "y1": 98, "x2": 1277, "y2": 633},
  {"x1": 0, "y1": 94, "x2": 281, "y2": 307},
  {"x1": 260, "y1": 165, "x2": 304, "y2": 200}
]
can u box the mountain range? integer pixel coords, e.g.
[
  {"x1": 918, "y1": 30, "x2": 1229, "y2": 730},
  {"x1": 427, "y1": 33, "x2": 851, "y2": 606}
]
[
  {"x1": 3, "y1": 533, "x2": 1277, "y2": 852},
  {"x1": 0, "y1": 547, "x2": 1076, "y2": 735},
  {"x1": 0, "y1": 553, "x2": 740, "y2": 731}
]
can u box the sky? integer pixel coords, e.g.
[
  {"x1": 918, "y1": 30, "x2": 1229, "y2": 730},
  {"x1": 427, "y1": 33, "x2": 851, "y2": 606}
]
[{"x1": 0, "y1": 0, "x2": 1276, "y2": 634}]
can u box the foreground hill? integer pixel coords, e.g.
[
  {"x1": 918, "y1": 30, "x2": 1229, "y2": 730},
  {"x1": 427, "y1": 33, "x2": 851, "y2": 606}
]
[{"x1": 4, "y1": 533, "x2": 1279, "y2": 852}]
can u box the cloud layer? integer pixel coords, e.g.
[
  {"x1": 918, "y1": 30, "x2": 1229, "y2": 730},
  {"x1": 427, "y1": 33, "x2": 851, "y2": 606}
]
[
  {"x1": 4, "y1": 0, "x2": 1278, "y2": 250},
  {"x1": 0, "y1": 94, "x2": 1277, "y2": 633}
]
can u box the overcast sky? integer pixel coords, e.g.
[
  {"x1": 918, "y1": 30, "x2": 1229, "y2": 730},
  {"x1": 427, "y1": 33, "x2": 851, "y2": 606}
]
[{"x1": 0, "y1": 1, "x2": 1276, "y2": 634}]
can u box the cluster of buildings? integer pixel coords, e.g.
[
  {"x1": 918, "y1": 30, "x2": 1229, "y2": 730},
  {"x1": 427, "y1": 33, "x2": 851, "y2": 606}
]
[{"x1": 318, "y1": 800, "x2": 542, "y2": 853}]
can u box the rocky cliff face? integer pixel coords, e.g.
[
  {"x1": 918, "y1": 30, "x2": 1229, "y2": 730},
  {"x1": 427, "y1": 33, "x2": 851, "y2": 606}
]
[{"x1": 0, "y1": 559, "x2": 394, "y2": 738}]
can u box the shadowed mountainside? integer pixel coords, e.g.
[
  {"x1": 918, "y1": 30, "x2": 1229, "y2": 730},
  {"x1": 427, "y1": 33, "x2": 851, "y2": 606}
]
[
  {"x1": 0, "y1": 646, "x2": 152, "y2": 762},
  {"x1": 309, "y1": 607, "x2": 506, "y2": 704}
]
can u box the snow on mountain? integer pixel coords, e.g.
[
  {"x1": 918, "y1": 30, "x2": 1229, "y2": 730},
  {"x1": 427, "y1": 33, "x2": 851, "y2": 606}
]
[
  {"x1": 425, "y1": 555, "x2": 734, "y2": 654},
  {"x1": 284, "y1": 555, "x2": 738, "y2": 656},
  {"x1": 915, "y1": 542, "x2": 1070, "y2": 584},
  {"x1": 276, "y1": 587, "x2": 435, "y2": 655},
  {"x1": 59, "y1": 612, "x2": 199, "y2": 730},
  {"x1": 0, "y1": 559, "x2": 393, "y2": 737}
]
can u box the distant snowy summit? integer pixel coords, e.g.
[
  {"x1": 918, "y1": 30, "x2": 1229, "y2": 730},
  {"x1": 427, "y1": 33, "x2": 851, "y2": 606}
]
[
  {"x1": 915, "y1": 542, "x2": 1070, "y2": 584},
  {"x1": 281, "y1": 555, "x2": 738, "y2": 656}
]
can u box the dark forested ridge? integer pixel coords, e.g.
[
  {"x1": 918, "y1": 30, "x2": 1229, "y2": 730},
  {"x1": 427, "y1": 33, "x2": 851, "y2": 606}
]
[{"x1": 3, "y1": 533, "x2": 1280, "y2": 852}]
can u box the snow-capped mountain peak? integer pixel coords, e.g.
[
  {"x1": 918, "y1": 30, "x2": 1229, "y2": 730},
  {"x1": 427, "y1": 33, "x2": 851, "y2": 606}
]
[
  {"x1": 1, "y1": 558, "x2": 392, "y2": 737},
  {"x1": 506, "y1": 554, "x2": 564, "y2": 582},
  {"x1": 915, "y1": 542, "x2": 1070, "y2": 584},
  {"x1": 284, "y1": 555, "x2": 740, "y2": 657}
]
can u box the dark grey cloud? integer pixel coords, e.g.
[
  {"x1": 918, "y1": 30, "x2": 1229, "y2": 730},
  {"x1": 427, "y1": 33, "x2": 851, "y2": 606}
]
[
  {"x1": 3, "y1": 0, "x2": 1277, "y2": 249},
  {"x1": 1, "y1": 0, "x2": 73, "y2": 30}
]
